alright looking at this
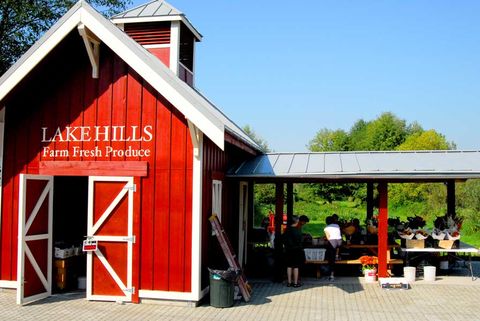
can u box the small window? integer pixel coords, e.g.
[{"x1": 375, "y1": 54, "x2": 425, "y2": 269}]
[{"x1": 212, "y1": 180, "x2": 222, "y2": 222}]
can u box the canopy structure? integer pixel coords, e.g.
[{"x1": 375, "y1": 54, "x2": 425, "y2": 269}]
[{"x1": 228, "y1": 150, "x2": 480, "y2": 279}]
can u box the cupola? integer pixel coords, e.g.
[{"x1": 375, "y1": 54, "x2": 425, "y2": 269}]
[{"x1": 111, "y1": 0, "x2": 202, "y2": 87}]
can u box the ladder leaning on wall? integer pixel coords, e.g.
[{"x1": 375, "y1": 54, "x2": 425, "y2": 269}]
[{"x1": 209, "y1": 214, "x2": 252, "y2": 302}]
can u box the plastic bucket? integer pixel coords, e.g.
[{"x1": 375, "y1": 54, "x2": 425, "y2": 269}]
[
  {"x1": 364, "y1": 269, "x2": 377, "y2": 283},
  {"x1": 77, "y1": 276, "x2": 86, "y2": 290},
  {"x1": 424, "y1": 266, "x2": 436, "y2": 282},
  {"x1": 403, "y1": 266, "x2": 416, "y2": 283},
  {"x1": 439, "y1": 260, "x2": 449, "y2": 270}
]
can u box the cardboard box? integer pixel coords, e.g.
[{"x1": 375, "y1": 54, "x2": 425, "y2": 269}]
[
  {"x1": 438, "y1": 240, "x2": 458, "y2": 249},
  {"x1": 55, "y1": 247, "x2": 73, "y2": 259},
  {"x1": 406, "y1": 239, "x2": 424, "y2": 249},
  {"x1": 55, "y1": 259, "x2": 68, "y2": 269}
]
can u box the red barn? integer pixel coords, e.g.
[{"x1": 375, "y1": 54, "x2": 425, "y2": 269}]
[{"x1": 0, "y1": 0, "x2": 260, "y2": 304}]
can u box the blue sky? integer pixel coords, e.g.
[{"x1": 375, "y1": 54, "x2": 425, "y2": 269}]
[{"x1": 131, "y1": 0, "x2": 480, "y2": 152}]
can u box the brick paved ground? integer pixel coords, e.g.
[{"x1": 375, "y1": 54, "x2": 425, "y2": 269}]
[{"x1": 1, "y1": 263, "x2": 479, "y2": 321}]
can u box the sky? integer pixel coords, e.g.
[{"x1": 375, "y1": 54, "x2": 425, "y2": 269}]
[{"x1": 130, "y1": 0, "x2": 480, "y2": 152}]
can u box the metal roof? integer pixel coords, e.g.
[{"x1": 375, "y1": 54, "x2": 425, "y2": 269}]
[
  {"x1": 110, "y1": 0, "x2": 202, "y2": 40},
  {"x1": 228, "y1": 151, "x2": 480, "y2": 181},
  {"x1": 112, "y1": 0, "x2": 182, "y2": 18}
]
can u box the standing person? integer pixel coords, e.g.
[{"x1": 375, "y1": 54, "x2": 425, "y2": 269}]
[
  {"x1": 324, "y1": 216, "x2": 342, "y2": 282},
  {"x1": 283, "y1": 215, "x2": 308, "y2": 287}
]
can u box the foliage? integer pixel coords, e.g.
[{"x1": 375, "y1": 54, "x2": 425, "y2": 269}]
[
  {"x1": 0, "y1": 0, "x2": 131, "y2": 74},
  {"x1": 397, "y1": 129, "x2": 455, "y2": 151},
  {"x1": 243, "y1": 125, "x2": 270, "y2": 153},
  {"x1": 307, "y1": 128, "x2": 349, "y2": 152},
  {"x1": 363, "y1": 112, "x2": 408, "y2": 150}
]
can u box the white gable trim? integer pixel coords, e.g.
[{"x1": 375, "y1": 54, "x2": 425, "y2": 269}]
[{"x1": 0, "y1": 1, "x2": 224, "y2": 149}]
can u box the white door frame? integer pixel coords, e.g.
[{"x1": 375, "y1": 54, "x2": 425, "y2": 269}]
[
  {"x1": 16, "y1": 174, "x2": 54, "y2": 305},
  {"x1": 238, "y1": 181, "x2": 248, "y2": 267},
  {"x1": 86, "y1": 176, "x2": 134, "y2": 302}
]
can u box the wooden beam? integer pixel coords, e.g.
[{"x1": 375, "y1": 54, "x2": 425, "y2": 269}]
[
  {"x1": 273, "y1": 182, "x2": 284, "y2": 282},
  {"x1": 286, "y1": 182, "x2": 293, "y2": 226},
  {"x1": 447, "y1": 180, "x2": 456, "y2": 217},
  {"x1": 78, "y1": 23, "x2": 100, "y2": 78},
  {"x1": 366, "y1": 182, "x2": 374, "y2": 219},
  {"x1": 187, "y1": 120, "x2": 201, "y2": 159},
  {"x1": 39, "y1": 161, "x2": 148, "y2": 177},
  {"x1": 377, "y1": 182, "x2": 388, "y2": 278},
  {"x1": 225, "y1": 131, "x2": 258, "y2": 156},
  {"x1": 274, "y1": 182, "x2": 284, "y2": 240}
]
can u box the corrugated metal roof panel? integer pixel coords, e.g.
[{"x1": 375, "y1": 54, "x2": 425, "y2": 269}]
[
  {"x1": 274, "y1": 154, "x2": 294, "y2": 174},
  {"x1": 228, "y1": 151, "x2": 480, "y2": 180},
  {"x1": 290, "y1": 154, "x2": 309, "y2": 173},
  {"x1": 325, "y1": 153, "x2": 342, "y2": 172},
  {"x1": 113, "y1": 0, "x2": 181, "y2": 18},
  {"x1": 340, "y1": 153, "x2": 360, "y2": 172},
  {"x1": 306, "y1": 154, "x2": 325, "y2": 173}
]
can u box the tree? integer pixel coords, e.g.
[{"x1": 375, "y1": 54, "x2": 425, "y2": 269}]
[
  {"x1": 243, "y1": 125, "x2": 270, "y2": 152},
  {"x1": 397, "y1": 129, "x2": 455, "y2": 151},
  {"x1": 308, "y1": 128, "x2": 349, "y2": 152},
  {"x1": 349, "y1": 119, "x2": 369, "y2": 151},
  {"x1": 0, "y1": 0, "x2": 131, "y2": 74},
  {"x1": 363, "y1": 112, "x2": 407, "y2": 150}
]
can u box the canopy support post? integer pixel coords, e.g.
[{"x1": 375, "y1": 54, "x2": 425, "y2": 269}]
[
  {"x1": 274, "y1": 182, "x2": 284, "y2": 282},
  {"x1": 447, "y1": 180, "x2": 456, "y2": 217},
  {"x1": 377, "y1": 182, "x2": 388, "y2": 278},
  {"x1": 366, "y1": 182, "x2": 374, "y2": 220},
  {"x1": 286, "y1": 182, "x2": 293, "y2": 226}
]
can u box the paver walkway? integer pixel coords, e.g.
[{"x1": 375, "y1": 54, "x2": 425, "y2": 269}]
[{"x1": 1, "y1": 264, "x2": 479, "y2": 321}]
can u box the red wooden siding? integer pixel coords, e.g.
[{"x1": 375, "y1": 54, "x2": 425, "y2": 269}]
[
  {"x1": 200, "y1": 137, "x2": 257, "y2": 289},
  {"x1": 124, "y1": 22, "x2": 171, "y2": 66},
  {"x1": 0, "y1": 31, "x2": 193, "y2": 293},
  {"x1": 148, "y1": 48, "x2": 170, "y2": 67},
  {"x1": 200, "y1": 137, "x2": 227, "y2": 289}
]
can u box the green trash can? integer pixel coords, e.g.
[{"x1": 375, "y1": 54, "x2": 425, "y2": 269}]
[{"x1": 209, "y1": 270, "x2": 234, "y2": 308}]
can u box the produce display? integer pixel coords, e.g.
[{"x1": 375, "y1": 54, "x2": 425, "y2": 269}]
[{"x1": 395, "y1": 214, "x2": 462, "y2": 245}]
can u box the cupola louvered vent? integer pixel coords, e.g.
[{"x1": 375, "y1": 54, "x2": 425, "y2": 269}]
[{"x1": 124, "y1": 22, "x2": 171, "y2": 45}]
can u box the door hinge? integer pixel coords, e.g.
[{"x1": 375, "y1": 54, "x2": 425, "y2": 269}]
[
  {"x1": 124, "y1": 184, "x2": 136, "y2": 192},
  {"x1": 124, "y1": 287, "x2": 135, "y2": 294},
  {"x1": 123, "y1": 236, "x2": 136, "y2": 243}
]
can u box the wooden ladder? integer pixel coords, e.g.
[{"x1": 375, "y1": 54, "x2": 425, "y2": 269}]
[{"x1": 209, "y1": 214, "x2": 252, "y2": 302}]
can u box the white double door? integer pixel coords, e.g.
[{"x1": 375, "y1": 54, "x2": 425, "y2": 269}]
[{"x1": 17, "y1": 175, "x2": 134, "y2": 305}]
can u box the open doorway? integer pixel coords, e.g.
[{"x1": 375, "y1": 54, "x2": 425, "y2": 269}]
[{"x1": 52, "y1": 176, "x2": 88, "y2": 294}]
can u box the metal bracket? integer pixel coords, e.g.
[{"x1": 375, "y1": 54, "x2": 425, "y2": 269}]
[
  {"x1": 124, "y1": 184, "x2": 136, "y2": 192},
  {"x1": 124, "y1": 287, "x2": 135, "y2": 294},
  {"x1": 123, "y1": 236, "x2": 136, "y2": 243}
]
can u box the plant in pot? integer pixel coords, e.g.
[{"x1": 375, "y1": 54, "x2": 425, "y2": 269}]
[{"x1": 359, "y1": 256, "x2": 378, "y2": 282}]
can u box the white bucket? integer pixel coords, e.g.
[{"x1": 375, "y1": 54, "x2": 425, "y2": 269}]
[
  {"x1": 364, "y1": 269, "x2": 377, "y2": 283},
  {"x1": 424, "y1": 266, "x2": 436, "y2": 282},
  {"x1": 78, "y1": 276, "x2": 86, "y2": 290},
  {"x1": 439, "y1": 260, "x2": 449, "y2": 270},
  {"x1": 403, "y1": 266, "x2": 416, "y2": 283}
]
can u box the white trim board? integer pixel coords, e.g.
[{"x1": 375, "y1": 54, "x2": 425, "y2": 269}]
[
  {"x1": 139, "y1": 289, "x2": 205, "y2": 301},
  {"x1": 0, "y1": 280, "x2": 17, "y2": 289},
  {"x1": 190, "y1": 130, "x2": 203, "y2": 302}
]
